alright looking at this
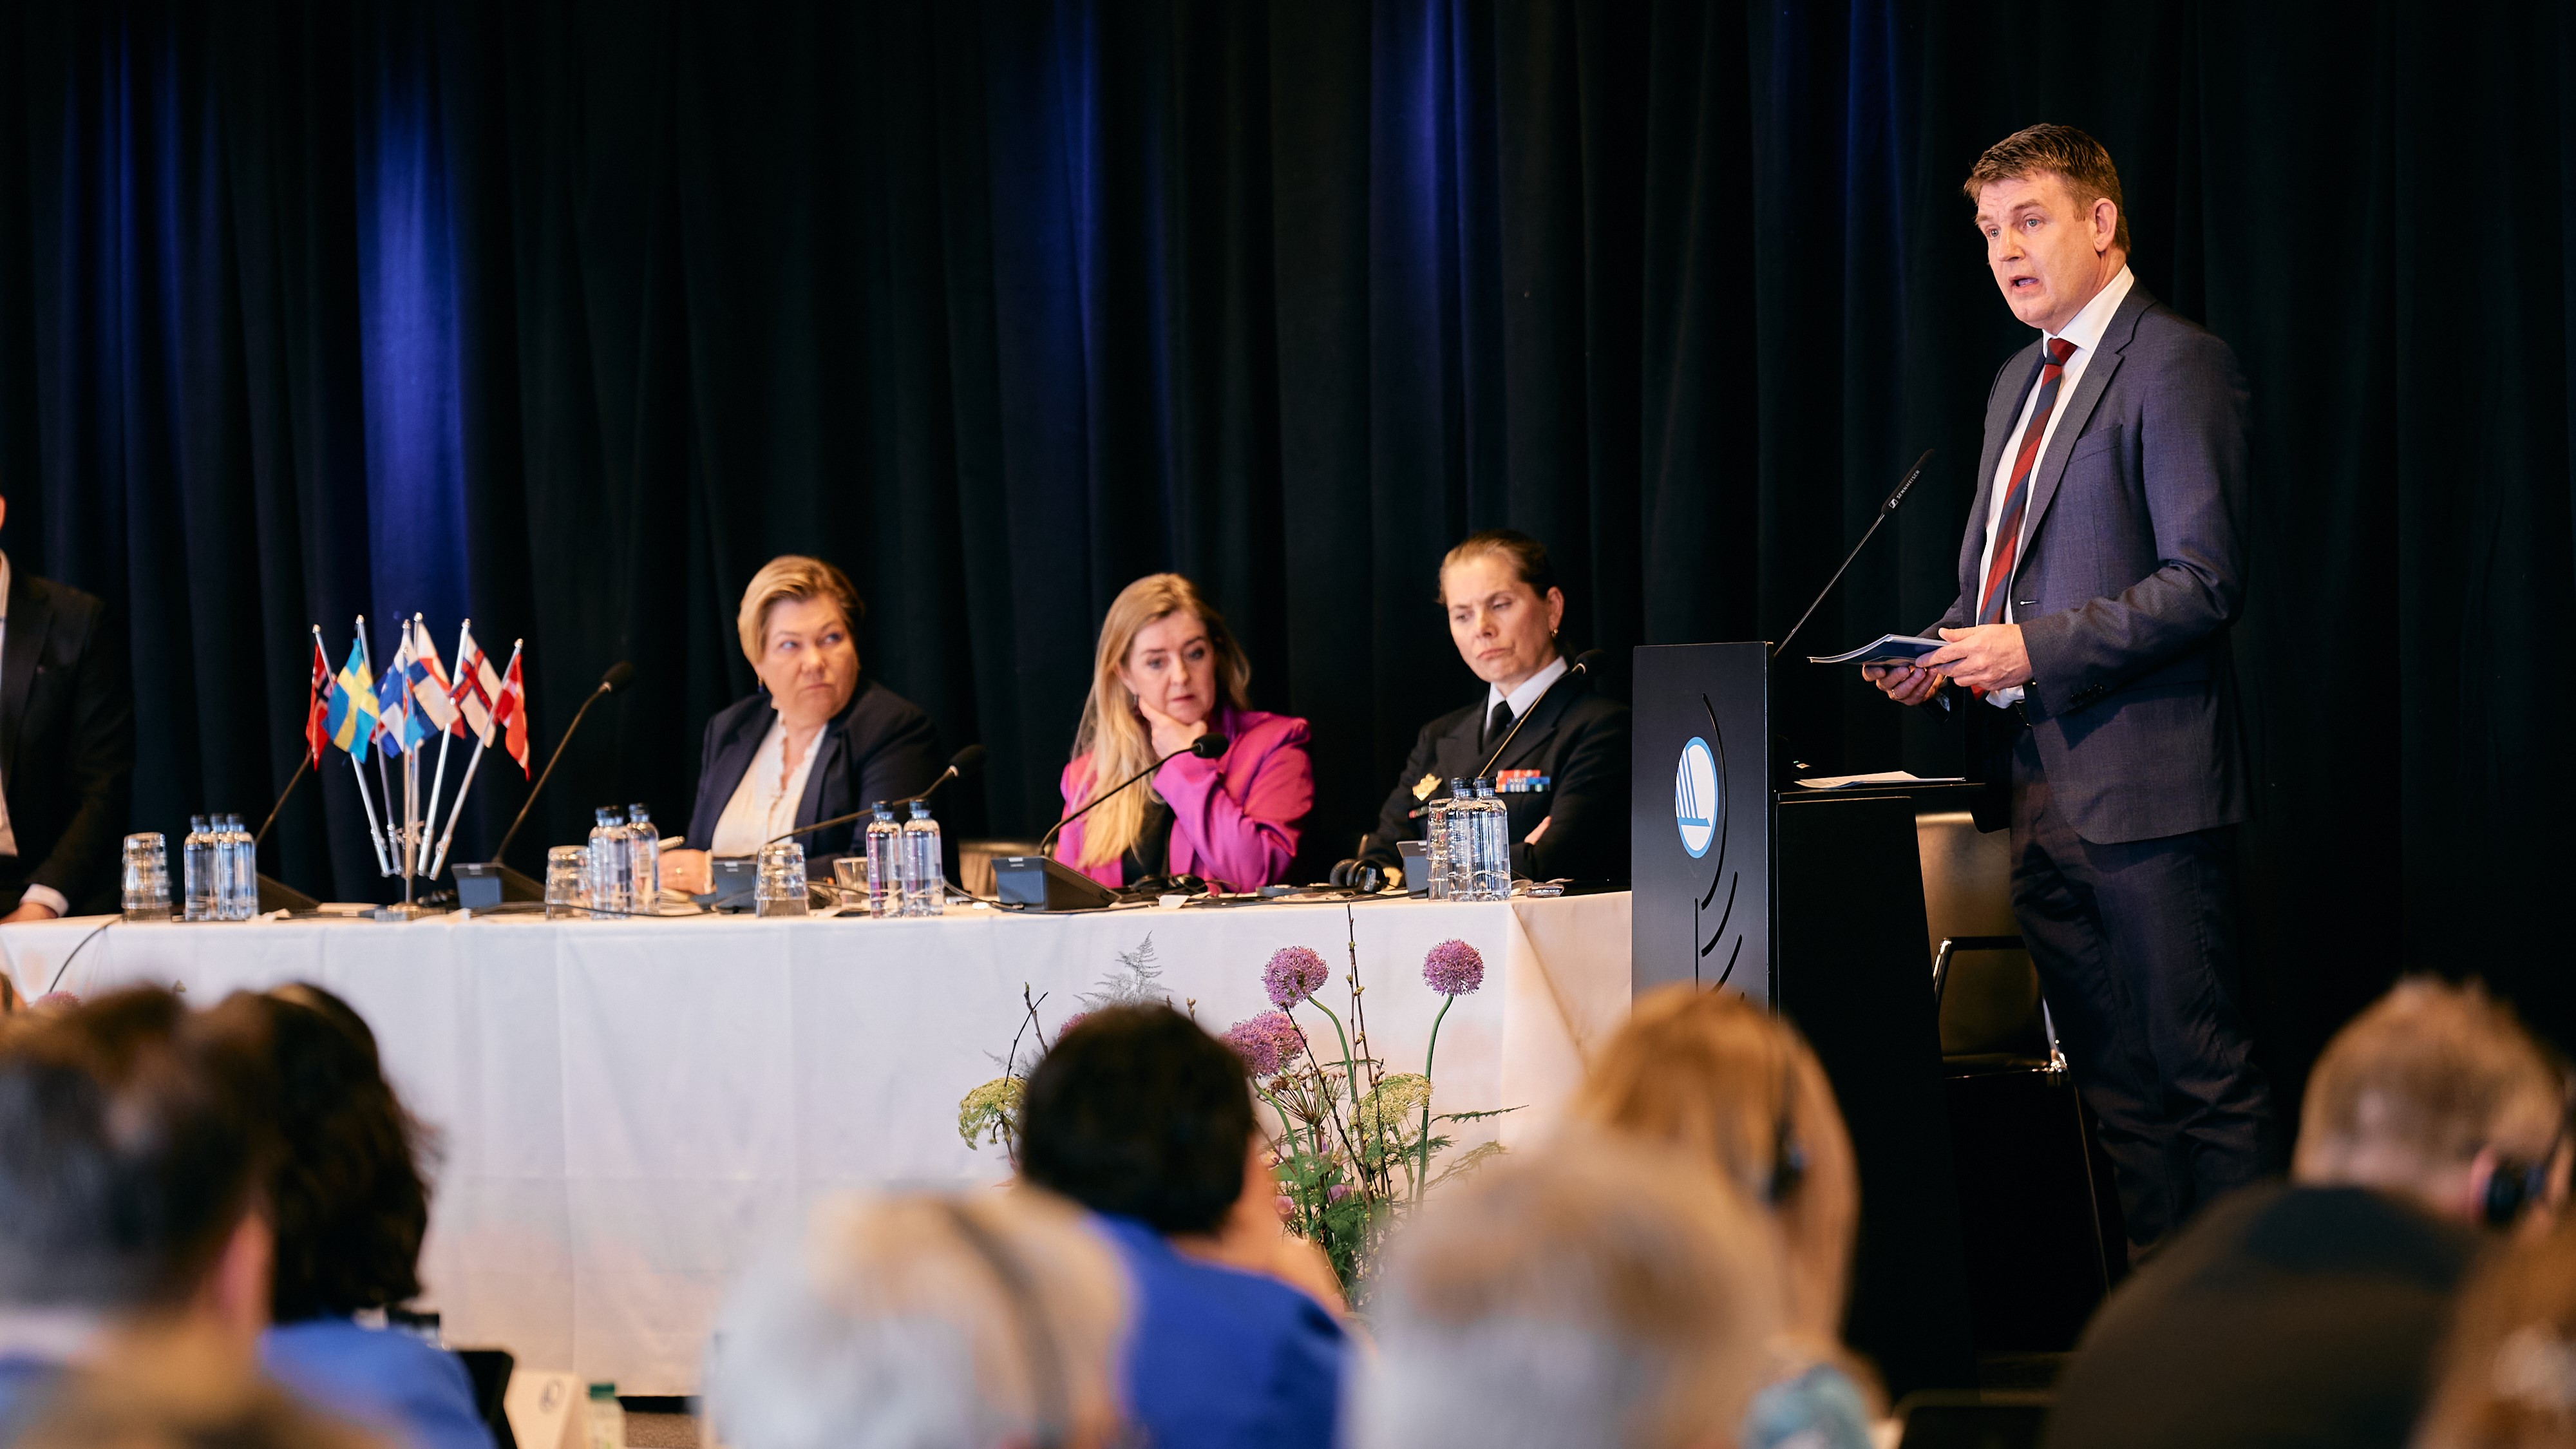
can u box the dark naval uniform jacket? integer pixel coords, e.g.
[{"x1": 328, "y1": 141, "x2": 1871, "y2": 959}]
[{"x1": 1358, "y1": 669, "x2": 1630, "y2": 885}]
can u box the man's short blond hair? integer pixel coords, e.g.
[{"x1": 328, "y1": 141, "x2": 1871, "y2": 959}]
[
  {"x1": 2296, "y1": 978, "x2": 2567, "y2": 1182},
  {"x1": 1964, "y1": 122, "x2": 2131, "y2": 254},
  {"x1": 736, "y1": 556, "x2": 862, "y2": 665}
]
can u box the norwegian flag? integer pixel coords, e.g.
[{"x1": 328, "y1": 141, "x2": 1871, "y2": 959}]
[
  {"x1": 406, "y1": 617, "x2": 462, "y2": 737},
  {"x1": 448, "y1": 626, "x2": 504, "y2": 744},
  {"x1": 304, "y1": 631, "x2": 332, "y2": 767},
  {"x1": 491, "y1": 646, "x2": 530, "y2": 775}
]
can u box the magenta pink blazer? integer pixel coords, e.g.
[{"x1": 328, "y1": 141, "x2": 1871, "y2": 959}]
[{"x1": 1051, "y1": 706, "x2": 1315, "y2": 891}]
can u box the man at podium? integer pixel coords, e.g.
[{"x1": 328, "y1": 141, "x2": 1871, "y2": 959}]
[{"x1": 1867, "y1": 125, "x2": 2271, "y2": 1258}]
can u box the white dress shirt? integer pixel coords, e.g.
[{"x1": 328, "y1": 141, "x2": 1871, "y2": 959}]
[
  {"x1": 1975, "y1": 265, "x2": 2135, "y2": 708},
  {"x1": 1484, "y1": 652, "x2": 1570, "y2": 745},
  {"x1": 706, "y1": 717, "x2": 821, "y2": 858},
  {"x1": 0, "y1": 554, "x2": 71, "y2": 918}
]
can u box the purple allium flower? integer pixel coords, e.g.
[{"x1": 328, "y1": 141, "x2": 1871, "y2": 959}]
[
  {"x1": 1423, "y1": 938, "x2": 1486, "y2": 997},
  {"x1": 1264, "y1": 945, "x2": 1331, "y2": 1008},
  {"x1": 1325, "y1": 1182, "x2": 1352, "y2": 1204},
  {"x1": 1224, "y1": 1010, "x2": 1305, "y2": 1078}
]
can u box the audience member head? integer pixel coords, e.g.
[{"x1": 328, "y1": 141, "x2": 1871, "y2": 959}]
[
  {"x1": 2295, "y1": 978, "x2": 2570, "y2": 1231},
  {"x1": 15, "y1": 1321, "x2": 385, "y2": 1449},
  {"x1": 1017, "y1": 1004, "x2": 1254, "y2": 1236},
  {"x1": 1437, "y1": 530, "x2": 1565, "y2": 692},
  {"x1": 238, "y1": 985, "x2": 435, "y2": 1323},
  {"x1": 2416, "y1": 1213, "x2": 2576, "y2": 1448},
  {"x1": 1069, "y1": 574, "x2": 1251, "y2": 870},
  {"x1": 1569, "y1": 984, "x2": 1859, "y2": 1345},
  {"x1": 1352, "y1": 1137, "x2": 1782, "y2": 1449},
  {"x1": 737, "y1": 555, "x2": 865, "y2": 728},
  {"x1": 0, "y1": 987, "x2": 275, "y2": 1347},
  {"x1": 705, "y1": 1189, "x2": 1127, "y2": 1449}
]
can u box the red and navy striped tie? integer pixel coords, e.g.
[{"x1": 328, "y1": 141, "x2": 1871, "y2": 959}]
[{"x1": 1976, "y1": 336, "x2": 2080, "y2": 627}]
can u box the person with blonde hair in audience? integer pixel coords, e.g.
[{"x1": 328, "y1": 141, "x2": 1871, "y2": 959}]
[
  {"x1": 1350, "y1": 1133, "x2": 1783, "y2": 1449},
  {"x1": 1566, "y1": 983, "x2": 1879, "y2": 1449},
  {"x1": 703, "y1": 1188, "x2": 1128, "y2": 1449},
  {"x1": 2416, "y1": 1213, "x2": 2576, "y2": 1449},
  {"x1": 2046, "y1": 977, "x2": 2571, "y2": 1449}
]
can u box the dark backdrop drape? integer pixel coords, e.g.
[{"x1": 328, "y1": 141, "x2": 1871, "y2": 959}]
[{"x1": 5, "y1": 0, "x2": 2575, "y2": 1090}]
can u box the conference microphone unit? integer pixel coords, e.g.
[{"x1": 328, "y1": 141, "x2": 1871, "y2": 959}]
[
  {"x1": 1472, "y1": 649, "x2": 1604, "y2": 781},
  {"x1": 764, "y1": 743, "x2": 991, "y2": 847},
  {"x1": 1772, "y1": 447, "x2": 1934, "y2": 661},
  {"x1": 453, "y1": 659, "x2": 636, "y2": 910},
  {"x1": 996, "y1": 732, "x2": 1229, "y2": 911}
]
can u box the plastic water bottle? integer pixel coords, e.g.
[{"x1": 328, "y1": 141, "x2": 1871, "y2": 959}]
[
  {"x1": 1473, "y1": 779, "x2": 1511, "y2": 900},
  {"x1": 626, "y1": 803, "x2": 661, "y2": 911},
  {"x1": 864, "y1": 805, "x2": 902, "y2": 918},
  {"x1": 226, "y1": 814, "x2": 257, "y2": 918},
  {"x1": 183, "y1": 817, "x2": 213, "y2": 922},
  {"x1": 585, "y1": 1382, "x2": 623, "y2": 1449},
  {"x1": 588, "y1": 809, "x2": 630, "y2": 916},
  {"x1": 901, "y1": 801, "x2": 943, "y2": 916}
]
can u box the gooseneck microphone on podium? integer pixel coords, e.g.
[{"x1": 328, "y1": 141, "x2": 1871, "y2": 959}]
[
  {"x1": 995, "y1": 732, "x2": 1231, "y2": 911},
  {"x1": 452, "y1": 660, "x2": 636, "y2": 908},
  {"x1": 766, "y1": 743, "x2": 990, "y2": 846},
  {"x1": 1772, "y1": 448, "x2": 1934, "y2": 661}
]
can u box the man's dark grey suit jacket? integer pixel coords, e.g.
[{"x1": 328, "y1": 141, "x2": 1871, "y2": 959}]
[{"x1": 1936, "y1": 283, "x2": 2251, "y2": 845}]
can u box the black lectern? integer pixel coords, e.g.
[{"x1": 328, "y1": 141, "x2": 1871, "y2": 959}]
[{"x1": 1629, "y1": 642, "x2": 1976, "y2": 1397}]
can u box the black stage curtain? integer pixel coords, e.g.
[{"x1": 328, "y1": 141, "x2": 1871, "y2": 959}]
[{"x1": 5, "y1": 1, "x2": 2573, "y2": 1089}]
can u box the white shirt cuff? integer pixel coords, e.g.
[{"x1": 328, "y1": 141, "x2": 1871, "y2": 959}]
[{"x1": 18, "y1": 884, "x2": 70, "y2": 918}]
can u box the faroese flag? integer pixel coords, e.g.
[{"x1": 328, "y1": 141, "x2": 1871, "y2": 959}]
[{"x1": 325, "y1": 639, "x2": 379, "y2": 763}]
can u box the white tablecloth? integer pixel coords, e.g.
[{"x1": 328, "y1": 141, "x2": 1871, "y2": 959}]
[{"x1": 0, "y1": 893, "x2": 1630, "y2": 1393}]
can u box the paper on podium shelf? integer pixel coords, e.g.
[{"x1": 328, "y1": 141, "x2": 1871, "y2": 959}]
[
  {"x1": 506, "y1": 1370, "x2": 587, "y2": 1449},
  {"x1": 1792, "y1": 770, "x2": 1966, "y2": 790},
  {"x1": 1807, "y1": 634, "x2": 1944, "y2": 667}
]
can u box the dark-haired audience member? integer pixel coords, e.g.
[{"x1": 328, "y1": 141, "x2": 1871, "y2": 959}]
[
  {"x1": 2415, "y1": 1212, "x2": 2576, "y2": 1449},
  {"x1": 1352, "y1": 1135, "x2": 1782, "y2": 1449},
  {"x1": 1569, "y1": 985, "x2": 1881, "y2": 1449},
  {"x1": 2045, "y1": 978, "x2": 2572, "y2": 1449},
  {"x1": 242, "y1": 986, "x2": 493, "y2": 1449},
  {"x1": 0, "y1": 987, "x2": 276, "y2": 1432},
  {"x1": 1018, "y1": 1004, "x2": 1347, "y2": 1449},
  {"x1": 705, "y1": 1189, "x2": 1128, "y2": 1449},
  {"x1": 19, "y1": 1327, "x2": 384, "y2": 1449}
]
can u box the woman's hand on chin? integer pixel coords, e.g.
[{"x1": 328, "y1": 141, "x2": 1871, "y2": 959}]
[{"x1": 1140, "y1": 704, "x2": 1209, "y2": 760}]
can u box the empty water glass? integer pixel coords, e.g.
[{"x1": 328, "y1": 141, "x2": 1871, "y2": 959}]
[
  {"x1": 122, "y1": 833, "x2": 173, "y2": 921},
  {"x1": 545, "y1": 846, "x2": 588, "y2": 920},
  {"x1": 755, "y1": 841, "x2": 809, "y2": 918},
  {"x1": 831, "y1": 856, "x2": 868, "y2": 911}
]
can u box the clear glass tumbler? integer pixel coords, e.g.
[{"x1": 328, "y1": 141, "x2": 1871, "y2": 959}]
[
  {"x1": 831, "y1": 856, "x2": 868, "y2": 912},
  {"x1": 755, "y1": 841, "x2": 809, "y2": 918},
  {"x1": 1425, "y1": 801, "x2": 1452, "y2": 900},
  {"x1": 545, "y1": 846, "x2": 589, "y2": 920},
  {"x1": 121, "y1": 833, "x2": 173, "y2": 921}
]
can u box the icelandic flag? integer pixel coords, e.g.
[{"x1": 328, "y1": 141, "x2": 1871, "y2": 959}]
[
  {"x1": 325, "y1": 638, "x2": 379, "y2": 762},
  {"x1": 449, "y1": 627, "x2": 502, "y2": 745},
  {"x1": 408, "y1": 619, "x2": 462, "y2": 737}
]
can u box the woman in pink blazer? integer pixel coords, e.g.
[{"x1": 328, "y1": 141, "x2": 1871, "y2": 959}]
[{"x1": 1052, "y1": 574, "x2": 1314, "y2": 893}]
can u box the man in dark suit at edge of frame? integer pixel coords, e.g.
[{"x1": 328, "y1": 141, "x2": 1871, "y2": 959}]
[
  {"x1": 1868, "y1": 124, "x2": 2271, "y2": 1258},
  {"x1": 0, "y1": 490, "x2": 134, "y2": 921}
]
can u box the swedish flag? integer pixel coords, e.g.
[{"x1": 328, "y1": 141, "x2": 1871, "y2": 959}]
[{"x1": 325, "y1": 639, "x2": 379, "y2": 762}]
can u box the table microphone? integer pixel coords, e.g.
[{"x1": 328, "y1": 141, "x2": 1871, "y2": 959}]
[
  {"x1": 767, "y1": 743, "x2": 990, "y2": 846},
  {"x1": 1473, "y1": 649, "x2": 1604, "y2": 780},
  {"x1": 1772, "y1": 447, "x2": 1933, "y2": 660},
  {"x1": 488, "y1": 659, "x2": 636, "y2": 866},
  {"x1": 1036, "y1": 733, "x2": 1229, "y2": 858}
]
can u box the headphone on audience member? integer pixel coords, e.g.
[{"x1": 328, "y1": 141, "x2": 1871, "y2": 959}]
[
  {"x1": 1768, "y1": 1037, "x2": 1808, "y2": 1206},
  {"x1": 2483, "y1": 1097, "x2": 2571, "y2": 1229}
]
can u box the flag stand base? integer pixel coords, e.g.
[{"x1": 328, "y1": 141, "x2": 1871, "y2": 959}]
[{"x1": 367, "y1": 902, "x2": 444, "y2": 922}]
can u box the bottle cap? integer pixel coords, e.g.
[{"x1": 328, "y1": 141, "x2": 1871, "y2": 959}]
[
  {"x1": 596, "y1": 808, "x2": 616, "y2": 824},
  {"x1": 875, "y1": 802, "x2": 895, "y2": 820},
  {"x1": 628, "y1": 804, "x2": 649, "y2": 819},
  {"x1": 192, "y1": 815, "x2": 208, "y2": 829},
  {"x1": 909, "y1": 800, "x2": 931, "y2": 817},
  {"x1": 587, "y1": 1382, "x2": 616, "y2": 1400}
]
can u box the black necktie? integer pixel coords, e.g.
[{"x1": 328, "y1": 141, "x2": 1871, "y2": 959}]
[{"x1": 1487, "y1": 701, "x2": 1513, "y2": 751}]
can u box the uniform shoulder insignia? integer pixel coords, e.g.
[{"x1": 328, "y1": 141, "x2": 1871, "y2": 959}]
[{"x1": 1412, "y1": 772, "x2": 1441, "y2": 802}]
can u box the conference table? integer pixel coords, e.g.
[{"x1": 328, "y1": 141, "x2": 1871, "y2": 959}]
[{"x1": 0, "y1": 891, "x2": 1631, "y2": 1394}]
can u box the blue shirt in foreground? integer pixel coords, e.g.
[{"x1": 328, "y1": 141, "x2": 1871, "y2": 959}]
[
  {"x1": 1094, "y1": 1214, "x2": 1347, "y2": 1449},
  {"x1": 260, "y1": 1318, "x2": 495, "y2": 1449}
]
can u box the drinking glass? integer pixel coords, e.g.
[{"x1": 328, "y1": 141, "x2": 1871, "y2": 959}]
[
  {"x1": 545, "y1": 846, "x2": 589, "y2": 921},
  {"x1": 121, "y1": 833, "x2": 173, "y2": 921},
  {"x1": 831, "y1": 856, "x2": 868, "y2": 911},
  {"x1": 755, "y1": 841, "x2": 809, "y2": 918},
  {"x1": 1425, "y1": 802, "x2": 1452, "y2": 901}
]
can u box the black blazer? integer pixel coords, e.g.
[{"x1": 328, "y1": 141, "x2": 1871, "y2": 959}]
[
  {"x1": 684, "y1": 677, "x2": 940, "y2": 862},
  {"x1": 3, "y1": 571, "x2": 133, "y2": 915},
  {"x1": 1359, "y1": 670, "x2": 1631, "y2": 885}
]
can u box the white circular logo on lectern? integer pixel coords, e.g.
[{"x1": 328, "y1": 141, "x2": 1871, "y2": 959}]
[{"x1": 1674, "y1": 737, "x2": 1718, "y2": 858}]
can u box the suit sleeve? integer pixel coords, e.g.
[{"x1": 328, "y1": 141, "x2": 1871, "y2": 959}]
[
  {"x1": 851, "y1": 702, "x2": 942, "y2": 812},
  {"x1": 1157, "y1": 725, "x2": 1312, "y2": 891},
  {"x1": 1518, "y1": 703, "x2": 1631, "y2": 882},
  {"x1": 1357, "y1": 724, "x2": 1443, "y2": 867},
  {"x1": 2018, "y1": 330, "x2": 2250, "y2": 715},
  {"x1": 30, "y1": 601, "x2": 133, "y2": 911}
]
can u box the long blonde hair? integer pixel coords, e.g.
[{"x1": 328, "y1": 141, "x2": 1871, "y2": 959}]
[
  {"x1": 1568, "y1": 985, "x2": 1862, "y2": 1349},
  {"x1": 1068, "y1": 574, "x2": 1251, "y2": 869}
]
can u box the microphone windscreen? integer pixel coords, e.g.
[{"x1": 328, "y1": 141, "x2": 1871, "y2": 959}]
[
  {"x1": 1570, "y1": 648, "x2": 1606, "y2": 674},
  {"x1": 1191, "y1": 733, "x2": 1230, "y2": 759},
  {"x1": 949, "y1": 743, "x2": 989, "y2": 777},
  {"x1": 600, "y1": 661, "x2": 638, "y2": 693}
]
